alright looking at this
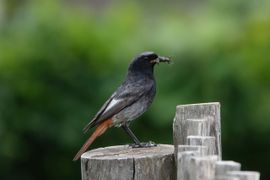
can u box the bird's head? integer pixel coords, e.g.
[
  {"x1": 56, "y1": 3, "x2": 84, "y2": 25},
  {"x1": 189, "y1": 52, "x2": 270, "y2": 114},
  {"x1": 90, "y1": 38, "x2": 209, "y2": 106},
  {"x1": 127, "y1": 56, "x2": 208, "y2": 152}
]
[{"x1": 128, "y1": 52, "x2": 171, "y2": 75}]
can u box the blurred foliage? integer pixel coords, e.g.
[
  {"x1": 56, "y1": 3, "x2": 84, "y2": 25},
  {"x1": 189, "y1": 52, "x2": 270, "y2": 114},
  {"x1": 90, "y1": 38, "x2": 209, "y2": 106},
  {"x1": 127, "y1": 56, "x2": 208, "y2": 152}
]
[{"x1": 0, "y1": 0, "x2": 270, "y2": 179}]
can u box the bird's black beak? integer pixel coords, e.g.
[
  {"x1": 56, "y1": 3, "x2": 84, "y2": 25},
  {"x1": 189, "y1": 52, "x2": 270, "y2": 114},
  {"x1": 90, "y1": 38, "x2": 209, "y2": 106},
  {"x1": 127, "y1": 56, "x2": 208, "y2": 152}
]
[{"x1": 150, "y1": 56, "x2": 171, "y2": 64}]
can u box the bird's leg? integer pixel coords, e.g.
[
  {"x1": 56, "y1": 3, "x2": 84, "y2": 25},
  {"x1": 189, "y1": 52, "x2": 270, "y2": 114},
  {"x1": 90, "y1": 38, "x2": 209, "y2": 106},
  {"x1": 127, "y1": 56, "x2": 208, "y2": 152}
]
[
  {"x1": 121, "y1": 124, "x2": 157, "y2": 148},
  {"x1": 122, "y1": 124, "x2": 141, "y2": 146}
]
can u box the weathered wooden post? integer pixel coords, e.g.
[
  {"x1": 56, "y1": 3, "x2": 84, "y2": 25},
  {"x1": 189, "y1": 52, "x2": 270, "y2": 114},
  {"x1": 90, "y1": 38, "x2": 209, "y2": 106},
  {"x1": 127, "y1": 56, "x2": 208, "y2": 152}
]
[
  {"x1": 215, "y1": 161, "x2": 241, "y2": 176},
  {"x1": 186, "y1": 118, "x2": 210, "y2": 136},
  {"x1": 227, "y1": 171, "x2": 260, "y2": 180},
  {"x1": 173, "y1": 102, "x2": 221, "y2": 160},
  {"x1": 189, "y1": 155, "x2": 218, "y2": 180},
  {"x1": 187, "y1": 136, "x2": 216, "y2": 155},
  {"x1": 173, "y1": 102, "x2": 260, "y2": 180},
  {"x1": 81, "y1": 144, "x2": 175, "y2": 180},
  {"x1": 177, "y1": 151, "x2": 198, "y2": 180},
  {"x1": 177, "y1": 145, "x2": 209, "y2": 179}
]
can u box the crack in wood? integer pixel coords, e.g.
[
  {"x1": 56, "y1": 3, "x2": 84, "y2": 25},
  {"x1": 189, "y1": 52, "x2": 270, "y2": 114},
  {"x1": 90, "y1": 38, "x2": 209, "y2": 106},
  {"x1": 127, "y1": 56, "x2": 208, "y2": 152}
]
[{"x1": 132, "y1": 158, "x2": 135, "y2": 180}]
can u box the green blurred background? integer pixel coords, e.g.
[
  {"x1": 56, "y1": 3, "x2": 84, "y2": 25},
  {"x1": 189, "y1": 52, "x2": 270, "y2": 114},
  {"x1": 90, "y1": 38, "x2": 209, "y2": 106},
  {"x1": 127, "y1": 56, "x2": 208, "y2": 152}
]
[{"x1": 0, "y1": 0, "x2": 270, "y2": 179}]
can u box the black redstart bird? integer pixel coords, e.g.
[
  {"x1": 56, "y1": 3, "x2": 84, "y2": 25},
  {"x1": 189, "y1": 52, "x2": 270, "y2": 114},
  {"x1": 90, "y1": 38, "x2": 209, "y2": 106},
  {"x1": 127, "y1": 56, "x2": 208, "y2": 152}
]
[{"x1": 73, "y1": 52, "x2": 170, "y2": 161}]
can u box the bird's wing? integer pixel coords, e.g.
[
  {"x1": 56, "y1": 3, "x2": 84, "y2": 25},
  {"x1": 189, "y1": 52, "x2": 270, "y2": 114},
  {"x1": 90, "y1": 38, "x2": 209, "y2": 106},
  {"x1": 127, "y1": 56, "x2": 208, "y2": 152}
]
[
  {"x1": 82, "y1": 93, "x2": 115, "y2": 133},
  {"x1": 83, "y1": 80, "x2": 154, "y2": 132}
]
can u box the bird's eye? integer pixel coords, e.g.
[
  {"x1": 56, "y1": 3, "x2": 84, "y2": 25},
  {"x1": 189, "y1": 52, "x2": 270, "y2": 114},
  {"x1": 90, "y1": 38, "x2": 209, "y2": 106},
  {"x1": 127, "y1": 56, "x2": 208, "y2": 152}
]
[{"x1": 146, "y1": 54, "x2": 158, "y2": 60}]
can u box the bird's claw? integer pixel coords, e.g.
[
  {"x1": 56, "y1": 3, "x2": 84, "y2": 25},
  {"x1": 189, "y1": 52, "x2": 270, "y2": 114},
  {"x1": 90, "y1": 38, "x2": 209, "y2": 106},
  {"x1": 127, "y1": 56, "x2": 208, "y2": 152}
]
[{"x1": 129, "y1": 141, "x2": 157, "y2": 148}]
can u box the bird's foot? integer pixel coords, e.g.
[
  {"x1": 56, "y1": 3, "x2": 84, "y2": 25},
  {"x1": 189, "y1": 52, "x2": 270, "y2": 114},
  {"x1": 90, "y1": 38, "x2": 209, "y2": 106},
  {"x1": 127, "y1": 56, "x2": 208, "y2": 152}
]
[{"x1": 129, "y1": 141, "x2": 157, "y2": 148}]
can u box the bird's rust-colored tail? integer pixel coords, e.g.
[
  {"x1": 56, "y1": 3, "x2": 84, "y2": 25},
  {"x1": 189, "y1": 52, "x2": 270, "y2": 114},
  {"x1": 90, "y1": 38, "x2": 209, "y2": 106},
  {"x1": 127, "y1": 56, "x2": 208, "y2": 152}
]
[{"x1": 73, "y1": 119, "x2": 113, "y2": 161}]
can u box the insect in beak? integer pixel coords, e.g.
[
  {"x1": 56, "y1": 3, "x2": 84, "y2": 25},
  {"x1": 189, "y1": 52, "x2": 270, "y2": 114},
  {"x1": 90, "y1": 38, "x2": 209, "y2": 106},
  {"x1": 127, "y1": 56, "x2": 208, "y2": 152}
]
[{"x1": 150, "y1": 56, "x2": 171, "y2": 64}]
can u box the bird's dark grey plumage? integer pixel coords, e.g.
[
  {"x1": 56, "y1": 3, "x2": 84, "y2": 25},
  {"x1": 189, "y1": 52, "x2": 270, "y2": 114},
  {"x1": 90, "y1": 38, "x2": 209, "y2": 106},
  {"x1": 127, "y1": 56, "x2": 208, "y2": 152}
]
[{"x1": 73, "y1": 51, "x2": 170, "y2": 161}]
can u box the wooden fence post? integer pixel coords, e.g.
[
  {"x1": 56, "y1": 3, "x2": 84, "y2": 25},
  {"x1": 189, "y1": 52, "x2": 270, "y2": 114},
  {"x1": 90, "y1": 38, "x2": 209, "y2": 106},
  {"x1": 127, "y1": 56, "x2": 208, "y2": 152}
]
[
  {"x1": 187, "y1": 136, "x2": 216, "y2": 155},
  {"x1": 227, "y1": 171, "x2": 260, "y2": 180},
  {"x1": 215, "y1": 161, "x2": 241, "y2": 176},
  {"x1": 173, "y1": 102, "x2": 222, "y2": 160},
  {"x1": 81, "y1": 144, "x2": 175, "y2": 180},
  {"x1": 173, "y1": 102, "x2": 260, "y2": 180},
  {"x1": 177, "y1": 151, "x2": 198, "y2": 180},
  {"x1": 189, "y1": 155, "x2": 218, "y2": 180}
]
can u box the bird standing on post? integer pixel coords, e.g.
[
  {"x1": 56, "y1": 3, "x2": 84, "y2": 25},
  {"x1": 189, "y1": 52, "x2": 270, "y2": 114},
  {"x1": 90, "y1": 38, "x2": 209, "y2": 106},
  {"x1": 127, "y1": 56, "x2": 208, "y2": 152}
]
[{"x1": 73, "y1": 52, "x2": 171, "y2": 161}]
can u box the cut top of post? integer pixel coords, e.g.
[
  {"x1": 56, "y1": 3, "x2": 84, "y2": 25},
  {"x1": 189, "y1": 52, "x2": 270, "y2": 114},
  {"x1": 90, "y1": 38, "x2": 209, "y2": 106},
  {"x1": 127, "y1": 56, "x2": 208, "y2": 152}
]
[{"x1": 81, "y1": 144, "x2": 174, "y2": 160}]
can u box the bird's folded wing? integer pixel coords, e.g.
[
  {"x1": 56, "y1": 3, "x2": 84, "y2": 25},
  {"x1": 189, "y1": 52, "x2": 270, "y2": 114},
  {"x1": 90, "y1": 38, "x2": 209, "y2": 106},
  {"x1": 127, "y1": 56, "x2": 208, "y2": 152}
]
[
  {"x1": 83, "y1": 80, "x2": 154, "y2": 132},
  {"x1": 82, "y1": 93, "x2": 115, "y2": 133}
]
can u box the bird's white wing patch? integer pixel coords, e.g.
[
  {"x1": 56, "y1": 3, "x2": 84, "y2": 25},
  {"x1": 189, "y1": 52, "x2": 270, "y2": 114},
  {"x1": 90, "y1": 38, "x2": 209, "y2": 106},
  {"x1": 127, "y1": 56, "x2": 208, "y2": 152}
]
[{"x1": 103, "y1": 98, "x2": 121, "y2": 113}]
